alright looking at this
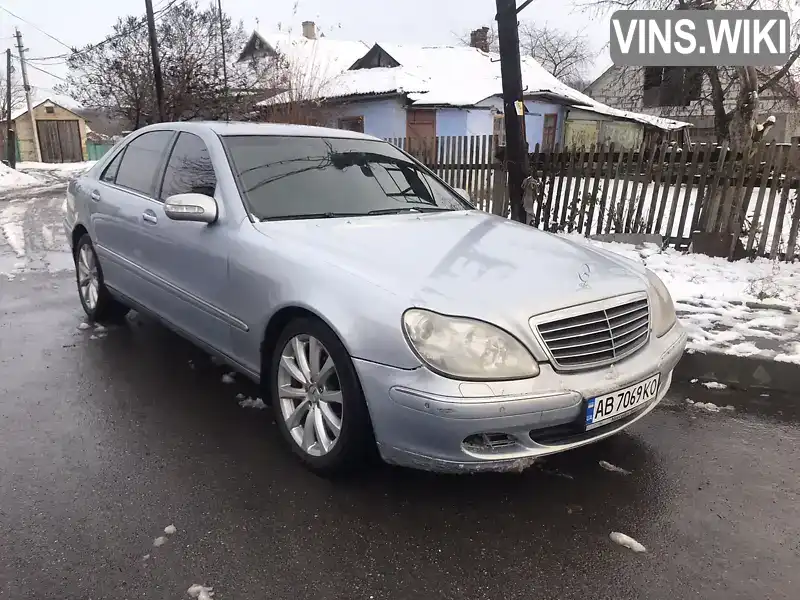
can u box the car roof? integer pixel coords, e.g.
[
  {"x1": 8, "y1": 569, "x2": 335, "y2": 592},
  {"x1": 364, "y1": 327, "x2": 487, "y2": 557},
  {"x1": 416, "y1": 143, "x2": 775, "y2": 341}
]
[{"x1": 133, "y1": 121, "x2": 382, "y2": 142}]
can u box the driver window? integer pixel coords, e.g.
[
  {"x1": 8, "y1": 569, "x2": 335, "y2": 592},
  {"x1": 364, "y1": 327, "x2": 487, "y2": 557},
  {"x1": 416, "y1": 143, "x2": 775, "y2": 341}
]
[{"x1": 159, "y1": 132, "x2": 217, "y2": 201}]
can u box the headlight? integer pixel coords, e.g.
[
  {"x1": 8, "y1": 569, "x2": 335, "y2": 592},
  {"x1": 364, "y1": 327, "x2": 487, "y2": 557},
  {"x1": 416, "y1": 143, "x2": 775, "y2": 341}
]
[
  {"x1": 402, "y1": 309, "x2": 539, "y2": 380},
  {"x1": 645, "y1": 269, "x2": 677, "y2": 337}
]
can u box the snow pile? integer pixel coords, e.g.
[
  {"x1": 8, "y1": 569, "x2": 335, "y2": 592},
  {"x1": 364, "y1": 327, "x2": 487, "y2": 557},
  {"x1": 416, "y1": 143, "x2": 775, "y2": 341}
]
[
  {"x1": 599, "y1": 460, "x2": 631, "y2": 475},
  {"x1": 0, "y1": 163, "x2": 41, "y2": 190},
  {"x1": 187, "y1": 585, "x2": 215, "y2": 600},
  {"x1": 609, "y1": 532, "x2": 647, "y2": 553},
  {"x1": 0, "y1": 201, "x2": 28, "y2": 257},
  {"x1": 686, "y1": 399, "x2": 735, "y2": 412},
  {"x1": 239, "y1": 397, "x2": 267, "y2": 410},
  {"x1": 701, "y1": 381, "x2": 728, "y2": 390}
]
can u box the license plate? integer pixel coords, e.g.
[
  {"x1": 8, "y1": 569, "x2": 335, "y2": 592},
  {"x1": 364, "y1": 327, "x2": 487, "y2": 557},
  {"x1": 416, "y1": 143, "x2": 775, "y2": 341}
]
[{"x1": 585, "y1": 374, "x2": 661, "y2": 430}]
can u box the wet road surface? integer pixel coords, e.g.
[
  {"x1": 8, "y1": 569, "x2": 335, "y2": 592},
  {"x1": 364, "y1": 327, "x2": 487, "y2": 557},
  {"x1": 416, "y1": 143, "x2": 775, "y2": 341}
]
[{"x1": 1, "y1": 189, "x2": 799, "y2": 599}]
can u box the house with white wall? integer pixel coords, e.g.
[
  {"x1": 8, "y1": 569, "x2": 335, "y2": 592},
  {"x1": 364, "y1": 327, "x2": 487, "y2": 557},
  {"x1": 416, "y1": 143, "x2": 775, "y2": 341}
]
[{"x1": 238, "y1": 23, "x2": 689, "y2": 150}]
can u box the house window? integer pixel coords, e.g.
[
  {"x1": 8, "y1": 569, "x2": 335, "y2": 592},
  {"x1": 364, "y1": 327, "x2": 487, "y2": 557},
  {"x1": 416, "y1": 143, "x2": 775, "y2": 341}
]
[
  {"x1": 44, "y1": 106, "x2": 55, "y2": 114},
  {"x1": 493, "y1": 114, "x2": 506, "y2": 147},
  {"x1": 542, "y1": 114, "x2": 558, "y2": 151},
  {"x1": 643, "y1": 67, "x2": 703, "y2": 107},
  {"x1": 643, "y1": 67, "x2": 663, "y2": 108},
  {"x1": 338, "y1": 116, "x2": 364, "y2": 133}
]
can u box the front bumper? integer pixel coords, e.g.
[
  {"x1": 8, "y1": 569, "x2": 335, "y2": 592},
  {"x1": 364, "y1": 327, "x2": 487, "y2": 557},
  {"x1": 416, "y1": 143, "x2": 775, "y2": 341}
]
[{"x1": 355, "y1": 321, "x2": 687, "y2": 473}]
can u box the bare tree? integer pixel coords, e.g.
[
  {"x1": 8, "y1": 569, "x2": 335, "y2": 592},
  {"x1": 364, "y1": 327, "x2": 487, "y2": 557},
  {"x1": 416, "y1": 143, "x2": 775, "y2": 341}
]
[
  {"x1": 58, "y1": 1, "x2": 267, "y2": 128},
  {"x1": 458, "y1": 22, "x2": 595, "y2": 88},
  {"x1": 0, "y1": 67, "x2": 25, "y2": 121},
  {"x1": 579, "y1": 0, "x2": 800, "y2": 144},
  {"x1": 519, "y1": 24, "x2": 594, "y2": 89}
]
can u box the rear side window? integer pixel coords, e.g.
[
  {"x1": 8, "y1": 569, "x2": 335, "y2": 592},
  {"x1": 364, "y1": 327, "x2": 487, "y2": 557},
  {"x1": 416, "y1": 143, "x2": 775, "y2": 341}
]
[
  {"x1": 100, "y1": 150, "x2": 124, "y2": 183},
  {"x1": 159, "y1": 132, "x2": 217, "y2": 200},
  {"x1": 115, "y1": 131, "x2": 174, "y2": 197}
]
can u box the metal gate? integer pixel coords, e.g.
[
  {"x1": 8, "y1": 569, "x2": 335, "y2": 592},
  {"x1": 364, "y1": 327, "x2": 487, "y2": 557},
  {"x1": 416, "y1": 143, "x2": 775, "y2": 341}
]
[{"x1": 36, "y1": 120, "x2": 83, "y2": 163}]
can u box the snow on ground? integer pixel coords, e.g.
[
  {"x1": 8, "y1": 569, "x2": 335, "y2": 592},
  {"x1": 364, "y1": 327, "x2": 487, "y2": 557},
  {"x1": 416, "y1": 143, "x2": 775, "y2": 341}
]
[
  {"x1": 0, "y1": 201, "x2": 27, "y2": 256},
  {"x1": 0, "y1": 170, "x2": 39, "y2": 193},
  {"x1": 239, "y1": 397, "x2": 267, "y2": 410},
  {"x1": 609, "y1": 532, "x2": 647, "y2": 553},
  {"x1": 565, "y1": 234, "x2": 800, "y2": 360},
  {"x1": 17, "y1": 161, "x2": 97, "y2": 173},
  {"x1": 598, "y1": 460, "x2": 631, "y2": 475},
  {"x1": 0, "y1": 163, "x2": 40, "y2": 191},
  {"x1": 537, "y1": 179, "x2": 795, "y2": 255},
  {"x1": 187, "y1": 584, "x2": 215, "y2": 600}
]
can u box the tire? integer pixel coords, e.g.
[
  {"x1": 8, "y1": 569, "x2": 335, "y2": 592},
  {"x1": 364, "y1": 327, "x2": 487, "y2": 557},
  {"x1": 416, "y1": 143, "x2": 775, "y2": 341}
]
[
  {"x1": 269, "y1": 316, "x2": 375, "y2": 475},
  {"x1": 74, "y1": 234, "x2": 129, "y2": 323}
]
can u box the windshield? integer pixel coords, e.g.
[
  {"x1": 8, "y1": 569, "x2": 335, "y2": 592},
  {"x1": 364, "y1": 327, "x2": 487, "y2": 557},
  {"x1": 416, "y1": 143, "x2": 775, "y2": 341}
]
[{"x1": 222, "y1": 135, "x2": 472, "y2": 221}]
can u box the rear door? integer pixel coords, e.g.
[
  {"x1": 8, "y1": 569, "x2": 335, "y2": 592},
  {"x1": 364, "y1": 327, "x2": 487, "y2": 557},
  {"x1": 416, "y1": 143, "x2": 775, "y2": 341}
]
[
  {"x1": 136, "y1": 131, "x2": 233, "y2": 354},
  {"x1": 89, "y1": 130, "x2": 176, "y2": 305}
]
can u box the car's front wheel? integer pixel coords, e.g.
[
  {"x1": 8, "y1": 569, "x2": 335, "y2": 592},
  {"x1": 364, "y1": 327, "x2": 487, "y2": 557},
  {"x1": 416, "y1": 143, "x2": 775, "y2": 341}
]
[
  {"x1": 270, "y1": 317, "x2": 375, "y2": 475},
  {"x1": 74, "y1": 234, "x2": 129, "y2": 323}
]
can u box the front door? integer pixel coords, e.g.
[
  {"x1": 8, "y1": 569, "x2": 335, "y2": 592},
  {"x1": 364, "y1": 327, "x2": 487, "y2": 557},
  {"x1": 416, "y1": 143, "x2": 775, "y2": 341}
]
[
  {"x1": 90, "y1": 130, "x2": 176, "y2": 306},
  {"x1": 406, "y1": 109, "x2": 436, "y2": 162},
  {"x1": 137, "y1": 131, "x2": 233, "y2": 355},
  {"x1": 542, "y1": 114, "x2": 558, "y2": 151}
]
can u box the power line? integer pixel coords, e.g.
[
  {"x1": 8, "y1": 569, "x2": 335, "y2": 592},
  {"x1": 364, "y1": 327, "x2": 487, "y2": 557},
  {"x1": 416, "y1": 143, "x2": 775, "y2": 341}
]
[
  {"x1": 14, "y1": 57, "x2": 67, "y2": 82},
  {"x1": 0, "y1": 4, "x2": 75, "y2": 52},
  {"x1": 23, "y1": 0, "x2": 188, "y2": 62}
]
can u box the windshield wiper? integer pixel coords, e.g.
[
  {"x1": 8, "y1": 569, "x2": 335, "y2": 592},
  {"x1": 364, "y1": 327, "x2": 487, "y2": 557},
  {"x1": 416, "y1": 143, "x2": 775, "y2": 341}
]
[
  {"x1": 260, "y1": 212, "x2": 359, "y2": 221},
  {"x1": 366, "y1": 207, "x2": 451, "y2": 216}
]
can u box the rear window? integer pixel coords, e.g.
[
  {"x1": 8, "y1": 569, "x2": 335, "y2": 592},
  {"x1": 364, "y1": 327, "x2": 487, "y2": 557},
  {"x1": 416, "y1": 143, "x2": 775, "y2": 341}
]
[{"x1": 221, "y1": 135, "x2": 469, "y2": 221}]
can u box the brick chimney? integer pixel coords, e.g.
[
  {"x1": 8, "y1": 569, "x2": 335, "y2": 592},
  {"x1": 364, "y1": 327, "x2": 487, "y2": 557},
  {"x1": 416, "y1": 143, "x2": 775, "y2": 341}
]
[
  {"x1": 470, "y1": 27, "x2": 490, "y2": 53},
  {"x1": 302, "y1": 21, "x2": 317, "y2": 39}
]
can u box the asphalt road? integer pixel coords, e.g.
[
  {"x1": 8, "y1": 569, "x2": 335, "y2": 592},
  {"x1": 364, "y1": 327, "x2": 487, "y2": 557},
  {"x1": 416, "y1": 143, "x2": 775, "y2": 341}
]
[{"x1": 1, "y1": 185, "x2": 799, "y2": 600}]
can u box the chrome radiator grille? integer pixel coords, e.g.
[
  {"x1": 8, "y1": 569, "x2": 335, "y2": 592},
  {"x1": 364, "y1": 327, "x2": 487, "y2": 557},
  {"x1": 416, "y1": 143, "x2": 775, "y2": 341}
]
[{"x1": 535, "y1": 297, "x2": 650, "y2": 370}]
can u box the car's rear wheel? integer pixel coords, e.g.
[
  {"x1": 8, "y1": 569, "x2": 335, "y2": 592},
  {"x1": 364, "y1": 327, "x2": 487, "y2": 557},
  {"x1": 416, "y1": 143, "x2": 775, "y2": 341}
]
[
  {"x1": 270, "y1": 317, "x2": 374, "y2": 475},
  {"x1": 75, "y1": 234, "x2": 129, "y2": 323}
]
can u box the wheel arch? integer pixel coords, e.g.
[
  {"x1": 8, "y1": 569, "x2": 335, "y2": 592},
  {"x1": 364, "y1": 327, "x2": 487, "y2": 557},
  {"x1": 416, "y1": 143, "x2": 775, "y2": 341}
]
[
  {"x1": 71, "y1": 223, "x2": 89, "y2": 256},
  {"x1": 259, "y1": 305, "x2": 354, "y2": 379}
]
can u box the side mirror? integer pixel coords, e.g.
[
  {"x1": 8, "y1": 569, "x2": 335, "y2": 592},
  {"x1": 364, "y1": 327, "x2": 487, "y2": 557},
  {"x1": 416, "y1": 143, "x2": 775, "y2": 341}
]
[
  {"x1": 453, "y1": 187, "x2": 471, "y2": 202},
  {"x1": 164, "y1": 193, "x2": 218, "y2": 224}
]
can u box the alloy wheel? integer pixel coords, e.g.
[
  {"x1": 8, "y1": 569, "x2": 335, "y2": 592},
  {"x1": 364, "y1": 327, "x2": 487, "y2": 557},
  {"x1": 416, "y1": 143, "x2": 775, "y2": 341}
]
[
  {"x1": 277, "y1": 334, "x2": 344, "y2": 457},
  {"x1": 77, "y1": 245, "x2": 99, "y2": 311}
]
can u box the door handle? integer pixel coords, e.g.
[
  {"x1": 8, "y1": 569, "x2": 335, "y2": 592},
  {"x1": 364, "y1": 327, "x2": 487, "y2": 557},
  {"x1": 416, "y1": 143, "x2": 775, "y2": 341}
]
[
  {"x1": 90, "y1": 189, "x2": 101, "y2": 202},
  {"x1": 142, "y1": 210, "x2": 158, "y2": 225}
]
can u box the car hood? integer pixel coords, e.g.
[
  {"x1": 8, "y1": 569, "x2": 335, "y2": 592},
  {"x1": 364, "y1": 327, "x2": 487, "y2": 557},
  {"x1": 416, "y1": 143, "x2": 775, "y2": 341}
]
[{"x1": 253, "y1": 210, "x2": 647, "y2": 323}]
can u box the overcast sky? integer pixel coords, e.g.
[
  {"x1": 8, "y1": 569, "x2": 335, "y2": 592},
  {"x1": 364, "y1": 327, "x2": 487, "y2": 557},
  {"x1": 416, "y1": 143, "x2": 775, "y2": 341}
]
[{"x1": 0, "y1": 0, "x2": 614, "y2": 93}]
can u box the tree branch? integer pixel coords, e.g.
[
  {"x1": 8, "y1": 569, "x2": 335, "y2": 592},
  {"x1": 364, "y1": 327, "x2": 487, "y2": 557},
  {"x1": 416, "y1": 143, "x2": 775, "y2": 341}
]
[{"x1": 758, "y1": 44, "x2": 800, "y2": 93}]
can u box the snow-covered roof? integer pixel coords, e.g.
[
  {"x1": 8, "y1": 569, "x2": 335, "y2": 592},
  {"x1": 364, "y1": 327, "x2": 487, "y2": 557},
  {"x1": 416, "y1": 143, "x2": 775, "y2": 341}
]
[
  {"x1": 11, "y1": 89, "x2": 82, "y2": 121},
  {"x1": 252, "y1": 34, "x2": 691, "y2": 131},
  {"x1": 246, "y1": 31, "x2": 371, "y2": 89}
]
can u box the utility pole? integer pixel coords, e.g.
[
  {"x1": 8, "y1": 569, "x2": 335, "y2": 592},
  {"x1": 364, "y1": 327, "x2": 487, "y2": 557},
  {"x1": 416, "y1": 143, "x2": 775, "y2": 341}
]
[
  {"x1": 495, "y1": 0, "x2": 529, "y2": 223},
  {"x1": 217, "y1": 0, "x2": 230, "y2": 121},
  {"x1": 6, "y1": 48, "x2": 15, "y2": 168},
  {"x1": 14, "y1": 28, "x2": 41, "y2": 162},
  {"x1": 144, "y1": 0, "x2": 165, "y2": 122}
]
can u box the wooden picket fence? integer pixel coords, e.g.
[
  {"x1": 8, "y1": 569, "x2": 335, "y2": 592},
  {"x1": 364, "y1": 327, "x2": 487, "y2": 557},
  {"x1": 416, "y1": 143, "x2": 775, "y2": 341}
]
[
  {"x1": 387, "y1": 135, "x2": 800, "y2": 261},
  {"x1": 387, "y1": 135, "x2": 508, "y2": 215},
  {"x1": 526, "y1": 140, "x2": 800, "y2": 261}
]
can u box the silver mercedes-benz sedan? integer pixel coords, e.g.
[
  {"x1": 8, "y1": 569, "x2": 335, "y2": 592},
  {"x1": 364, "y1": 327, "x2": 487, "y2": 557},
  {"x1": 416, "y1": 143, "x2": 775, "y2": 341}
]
[{"x1": 64, "y1": 122, "x2": 686, "y2": 475}]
